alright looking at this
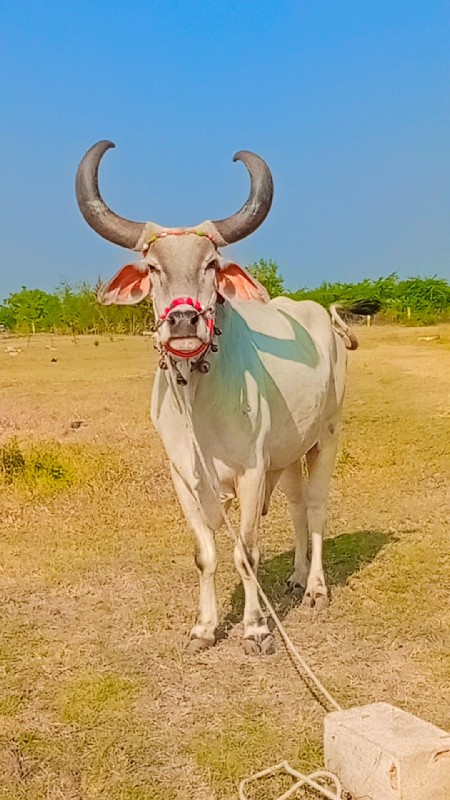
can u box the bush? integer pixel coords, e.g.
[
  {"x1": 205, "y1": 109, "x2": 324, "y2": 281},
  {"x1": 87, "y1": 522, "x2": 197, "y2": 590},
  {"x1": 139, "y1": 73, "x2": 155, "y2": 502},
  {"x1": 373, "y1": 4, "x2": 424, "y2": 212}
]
[{"x1": 288, "y1": 273, "x2": 450, "y2": 325}]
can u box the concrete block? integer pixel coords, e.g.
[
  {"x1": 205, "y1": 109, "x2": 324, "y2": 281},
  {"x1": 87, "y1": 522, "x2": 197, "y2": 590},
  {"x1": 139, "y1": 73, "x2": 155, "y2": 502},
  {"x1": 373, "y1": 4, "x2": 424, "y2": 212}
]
[{"x1": 324, "y1": 702, "x2": 450, "y2": 800}]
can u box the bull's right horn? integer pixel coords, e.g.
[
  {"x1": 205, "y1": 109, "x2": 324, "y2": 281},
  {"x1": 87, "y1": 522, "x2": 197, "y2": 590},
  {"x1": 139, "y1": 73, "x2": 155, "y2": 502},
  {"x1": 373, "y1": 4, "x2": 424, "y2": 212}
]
[{"x1": 75, "y1": 140, "x2": 147, "y2": 250}]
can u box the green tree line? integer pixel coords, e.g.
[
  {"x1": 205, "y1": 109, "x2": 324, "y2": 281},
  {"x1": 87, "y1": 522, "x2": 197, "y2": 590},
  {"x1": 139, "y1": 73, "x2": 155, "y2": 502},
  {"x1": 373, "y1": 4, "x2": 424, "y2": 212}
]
[
  {"x1": 0, "y1": 283, "x2": 153, "y2": 336},
  {"x1": 1, "y1": 265, "x2": 449, "y2": 335}
]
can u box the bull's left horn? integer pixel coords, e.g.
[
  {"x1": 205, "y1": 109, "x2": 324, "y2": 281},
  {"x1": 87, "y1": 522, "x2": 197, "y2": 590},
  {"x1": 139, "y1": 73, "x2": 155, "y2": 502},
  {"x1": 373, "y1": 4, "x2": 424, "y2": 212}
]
[
  {"x1": 76, "y1": 140, "x2": 146, "y2": 250},
  {"x1": 211, "y1": 151, "x2": 274, "y2": 244}
]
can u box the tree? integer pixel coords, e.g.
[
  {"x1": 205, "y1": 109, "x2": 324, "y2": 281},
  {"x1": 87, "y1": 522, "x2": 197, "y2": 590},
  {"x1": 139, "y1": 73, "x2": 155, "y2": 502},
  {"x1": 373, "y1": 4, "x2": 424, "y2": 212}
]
[
  {"x1": 247, "y1": 259, "x2": 285, "y2": 298},
  {"x1": 0, "y1": 288, "x2": 61, "y2": 334}
]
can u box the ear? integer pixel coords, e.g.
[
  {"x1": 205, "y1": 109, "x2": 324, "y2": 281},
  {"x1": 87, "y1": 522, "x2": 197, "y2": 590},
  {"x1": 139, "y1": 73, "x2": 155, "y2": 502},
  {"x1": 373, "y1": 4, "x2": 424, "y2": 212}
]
[
  {"x1": 98, "y1": 263, "x2": 151, "y2": 305},
  {"x1": 217, "y1": 262, "x2": 270, "y2": 303}
]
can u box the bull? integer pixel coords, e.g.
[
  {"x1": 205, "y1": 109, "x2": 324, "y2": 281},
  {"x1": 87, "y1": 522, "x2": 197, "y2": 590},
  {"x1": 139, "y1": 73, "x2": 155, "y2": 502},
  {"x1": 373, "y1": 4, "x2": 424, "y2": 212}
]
[{"x1": 76, "y1": 141, "x2": 372, "y2": 655}]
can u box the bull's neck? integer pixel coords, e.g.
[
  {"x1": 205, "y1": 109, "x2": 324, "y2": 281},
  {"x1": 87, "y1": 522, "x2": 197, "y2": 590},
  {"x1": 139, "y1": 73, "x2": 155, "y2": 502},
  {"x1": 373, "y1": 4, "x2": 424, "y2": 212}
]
[
  {"x1": 190, "y1": 300, "x2": 263, "y2": 416},
  {"x1": 164, "y1": 301, "x2": 243, "y2": 410}
]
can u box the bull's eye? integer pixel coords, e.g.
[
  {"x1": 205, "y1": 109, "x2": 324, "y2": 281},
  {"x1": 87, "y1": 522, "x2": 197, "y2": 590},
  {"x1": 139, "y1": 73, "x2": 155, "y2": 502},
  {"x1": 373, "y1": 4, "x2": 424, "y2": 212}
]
[{"x1": 205, "y1": 259, "x2": 219, "y2": 272}]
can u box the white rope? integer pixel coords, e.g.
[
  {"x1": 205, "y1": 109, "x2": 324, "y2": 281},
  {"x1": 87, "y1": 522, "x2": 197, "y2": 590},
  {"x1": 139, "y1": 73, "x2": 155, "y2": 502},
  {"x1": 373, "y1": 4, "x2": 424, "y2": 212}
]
[
  {"x1": 173, "y1": 378, "x2": 344, "y2": 800},
  {"x1": 239, "y1": 762, "x2": 342, "y2": 800}
]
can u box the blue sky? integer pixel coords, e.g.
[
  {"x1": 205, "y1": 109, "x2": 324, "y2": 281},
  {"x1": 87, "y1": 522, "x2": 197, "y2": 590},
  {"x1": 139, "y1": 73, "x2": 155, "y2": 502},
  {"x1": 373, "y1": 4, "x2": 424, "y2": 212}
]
[{"x1": 1, "y1": 1, "x2": 449, "y2": 297}]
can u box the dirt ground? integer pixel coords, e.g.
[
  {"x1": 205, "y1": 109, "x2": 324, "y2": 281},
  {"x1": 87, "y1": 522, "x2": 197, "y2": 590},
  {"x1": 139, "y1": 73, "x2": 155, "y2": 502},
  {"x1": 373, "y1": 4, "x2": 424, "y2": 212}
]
[{"x1": 0, "y1": 325, "x2": 449, "y2": 799}]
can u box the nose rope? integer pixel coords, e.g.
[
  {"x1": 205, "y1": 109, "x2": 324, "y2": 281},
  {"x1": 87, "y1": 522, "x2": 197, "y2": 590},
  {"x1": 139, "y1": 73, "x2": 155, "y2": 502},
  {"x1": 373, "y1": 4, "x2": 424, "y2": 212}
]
[{"x1": 159, "y1": 296, "x2": 204, "y2": 322}]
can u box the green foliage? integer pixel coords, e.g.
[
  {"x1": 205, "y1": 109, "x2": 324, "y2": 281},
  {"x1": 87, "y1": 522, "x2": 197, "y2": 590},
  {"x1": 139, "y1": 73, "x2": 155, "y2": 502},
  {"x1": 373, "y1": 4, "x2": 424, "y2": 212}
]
[
  {"x1": 0, "y1": 438, "x2": 73, "y2": 492},
  {"x1": 0, "y1": 282, "x2": 154, "y2": 335},
  {"x1": 1, "y1": 272, "x2": 449, "y2": 332},
  {"x1": 288, "y1": 273, "x2": 450, "y2": 324},
  {"x1": 247, "y1": 258, "x2": 285, "y2": 298},
  {"x1": 0, "y1": 287, "x2": 61, "y2": 334}
]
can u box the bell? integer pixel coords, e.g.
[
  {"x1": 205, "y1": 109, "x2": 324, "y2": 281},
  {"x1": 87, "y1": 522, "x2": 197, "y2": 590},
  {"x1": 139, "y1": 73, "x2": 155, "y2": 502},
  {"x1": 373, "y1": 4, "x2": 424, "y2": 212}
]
[
  {"x1": 210, "y1": 343, "x2": 218, "y2": 352},
  {"x1": 198, "y1": 360, "x2": 211, "y2": 374},
  {"x1": 214, "y1": 326, "x2": 222, "y2": 336},
  {"x1": 159, "y1": 358, "x2": 168, "y2": 370},
  {"x1": 176, "y1": 373, "x2": 188, "y2": 385}
]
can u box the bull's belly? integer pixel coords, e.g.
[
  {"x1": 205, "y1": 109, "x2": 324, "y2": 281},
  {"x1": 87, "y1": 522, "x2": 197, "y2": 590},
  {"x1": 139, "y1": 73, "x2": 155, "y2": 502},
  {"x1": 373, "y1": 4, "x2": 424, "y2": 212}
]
[
  {"x1": 193, "y1": 377, "x2": 333, "y2": 473},
  {"x1": 205, "y1": 411, "x2": 323, "y2": 474}
]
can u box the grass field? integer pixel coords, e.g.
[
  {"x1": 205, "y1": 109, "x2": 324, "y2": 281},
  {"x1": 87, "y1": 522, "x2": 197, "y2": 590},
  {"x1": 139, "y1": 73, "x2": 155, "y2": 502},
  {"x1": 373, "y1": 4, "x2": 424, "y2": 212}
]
[{"x1": 1, "y1": 326, "x2": 449, "y2": 799}]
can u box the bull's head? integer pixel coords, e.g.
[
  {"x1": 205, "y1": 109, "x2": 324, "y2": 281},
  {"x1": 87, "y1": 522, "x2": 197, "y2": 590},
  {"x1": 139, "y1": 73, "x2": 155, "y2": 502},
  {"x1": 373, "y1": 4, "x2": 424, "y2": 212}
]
[{"x1": 76, "y1": 141, "x2": 273, "y2": 364}]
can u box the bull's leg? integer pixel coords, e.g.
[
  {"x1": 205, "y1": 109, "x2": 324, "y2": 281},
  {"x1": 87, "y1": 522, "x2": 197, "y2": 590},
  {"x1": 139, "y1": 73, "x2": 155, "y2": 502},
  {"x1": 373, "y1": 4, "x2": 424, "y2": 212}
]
[
  {"x1": 278, "y1": 461, "x2": 309, "y2": 594},
  {"x1": 302, "y1": 438, "x2": 339, "y2": 610},
  {"x1": 170, "y1": 467, "x2": 218, "y2": 652},
  {"x1": 235, "y1": 469, "x2": 276, "y2": 655}
]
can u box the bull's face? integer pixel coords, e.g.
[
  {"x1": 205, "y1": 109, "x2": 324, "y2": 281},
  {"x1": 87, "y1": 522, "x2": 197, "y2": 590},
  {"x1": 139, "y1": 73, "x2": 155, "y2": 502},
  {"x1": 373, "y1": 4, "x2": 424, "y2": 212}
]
[
  {"x1": 142, "y1": 233, "x2": 219, "y2": 358},
  {"x1": 76, "y1": 141, "x2": 273, "y2": 362}
]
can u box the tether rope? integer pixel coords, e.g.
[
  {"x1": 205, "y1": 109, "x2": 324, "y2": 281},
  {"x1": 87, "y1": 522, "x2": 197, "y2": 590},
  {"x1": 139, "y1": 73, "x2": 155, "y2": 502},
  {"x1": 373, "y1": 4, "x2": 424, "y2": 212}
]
[{"x1": 172, "y1": 379, "x2": 344, "y2": 799}]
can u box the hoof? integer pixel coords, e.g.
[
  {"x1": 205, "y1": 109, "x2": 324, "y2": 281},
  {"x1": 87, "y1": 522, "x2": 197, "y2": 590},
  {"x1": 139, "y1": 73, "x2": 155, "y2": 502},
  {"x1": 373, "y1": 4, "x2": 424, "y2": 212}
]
[
  {"x1": 185, "y1": 636, "x2": 215, "y2": 653},
  {"x1": 243, "y1": 633, "x2": 276, "y2": 656},
  {"x1": 286, "y1": 578, "x2": 305, "y2": 599},
  {"x1": 301, "y1": 591, "x2": 329, "y2": 611}
]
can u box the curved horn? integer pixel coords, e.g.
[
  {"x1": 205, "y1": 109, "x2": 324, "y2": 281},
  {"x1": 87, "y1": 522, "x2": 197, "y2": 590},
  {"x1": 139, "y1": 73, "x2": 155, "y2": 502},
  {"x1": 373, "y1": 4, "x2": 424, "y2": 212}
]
[
  {"x1": 76, "y1": 140, "x2": 146, "y2": 249},
  {"x1": 212, "y1": 150, "x2": 274, "y2": 244}
]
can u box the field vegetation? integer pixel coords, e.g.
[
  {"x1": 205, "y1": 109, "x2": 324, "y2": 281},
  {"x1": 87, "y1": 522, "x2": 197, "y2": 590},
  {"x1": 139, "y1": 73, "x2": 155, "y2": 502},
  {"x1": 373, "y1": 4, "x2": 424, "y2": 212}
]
[
  {"x1": 289, "y1": 272, "x2": 450, "y2": 325},
  {"x1": 0, "y1": 326, "x2": 449, "y2": 799},
  {"x1": 1, "y1": 267, "x2": 449, "y2": 336}
]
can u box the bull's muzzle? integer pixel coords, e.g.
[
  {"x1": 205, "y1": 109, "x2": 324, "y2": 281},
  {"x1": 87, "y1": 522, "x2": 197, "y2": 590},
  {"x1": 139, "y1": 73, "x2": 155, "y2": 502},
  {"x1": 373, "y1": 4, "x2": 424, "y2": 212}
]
[
  {"x1": 167, "y1": 306, "x2": 199, "y2": 338},
  {"x1": 159, "y1": 300, "x2": 214, "y2": 360}
]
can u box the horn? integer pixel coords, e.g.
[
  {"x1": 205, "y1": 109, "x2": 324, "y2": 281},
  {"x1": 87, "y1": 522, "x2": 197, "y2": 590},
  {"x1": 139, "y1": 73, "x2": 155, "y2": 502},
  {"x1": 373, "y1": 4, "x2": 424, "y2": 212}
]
[
  {"x1": 76, "y1": 140, "x2": 147, "y2": 249},
  {"x1": 212, "y1": 150, "x2": 274, "y2": 244}
]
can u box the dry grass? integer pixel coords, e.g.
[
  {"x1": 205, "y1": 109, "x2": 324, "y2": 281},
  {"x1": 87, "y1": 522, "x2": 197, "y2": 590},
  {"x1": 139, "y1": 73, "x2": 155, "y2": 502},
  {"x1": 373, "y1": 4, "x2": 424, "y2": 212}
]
[{"x1": 0, "y1": 327, "x2": 449, "y2": 799}]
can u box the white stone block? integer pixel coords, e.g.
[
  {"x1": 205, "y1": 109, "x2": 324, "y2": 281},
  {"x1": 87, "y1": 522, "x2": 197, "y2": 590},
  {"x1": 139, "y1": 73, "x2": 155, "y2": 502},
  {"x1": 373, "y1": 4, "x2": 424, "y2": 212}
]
[{"x1": 324, "y1": 702, "x2": 450, "y2": 800}]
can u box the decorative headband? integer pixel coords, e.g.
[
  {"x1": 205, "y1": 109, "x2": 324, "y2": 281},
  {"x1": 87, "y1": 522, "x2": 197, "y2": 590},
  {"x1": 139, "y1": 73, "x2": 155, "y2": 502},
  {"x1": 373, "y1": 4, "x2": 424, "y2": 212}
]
[{"x1": 142, "y1": 230, "x2": 218, "y2": 251}]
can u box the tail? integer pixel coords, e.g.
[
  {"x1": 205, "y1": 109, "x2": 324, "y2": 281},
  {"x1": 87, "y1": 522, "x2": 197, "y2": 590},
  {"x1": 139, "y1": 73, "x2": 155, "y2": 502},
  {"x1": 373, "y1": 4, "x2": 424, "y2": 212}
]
[{"x1": 330, "y1": 300, "x2": 381, "y2": 351}]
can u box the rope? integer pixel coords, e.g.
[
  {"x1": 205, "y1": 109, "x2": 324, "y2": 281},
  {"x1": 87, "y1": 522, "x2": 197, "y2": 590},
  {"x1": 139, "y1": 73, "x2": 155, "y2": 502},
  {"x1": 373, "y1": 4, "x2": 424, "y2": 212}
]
[
  {"x1": 172, "y1": 377, "x2": 344, "y2": 799},
  {"x1": 239, "y1": 762, "x2": 342, "y2": 800}
]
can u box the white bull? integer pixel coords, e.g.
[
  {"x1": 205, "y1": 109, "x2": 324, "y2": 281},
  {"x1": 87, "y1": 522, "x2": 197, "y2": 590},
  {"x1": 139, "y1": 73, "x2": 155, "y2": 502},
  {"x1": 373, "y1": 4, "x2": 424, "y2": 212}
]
[{"x1": 76, "y1": 140, "x2": 371, "y2": 654}]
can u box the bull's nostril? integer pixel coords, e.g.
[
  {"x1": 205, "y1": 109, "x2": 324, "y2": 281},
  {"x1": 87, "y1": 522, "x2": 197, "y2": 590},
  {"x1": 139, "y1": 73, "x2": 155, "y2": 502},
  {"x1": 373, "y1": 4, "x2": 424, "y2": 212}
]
[{"x1": 166, "y1": 308, "x2": 200, "y2": 333}]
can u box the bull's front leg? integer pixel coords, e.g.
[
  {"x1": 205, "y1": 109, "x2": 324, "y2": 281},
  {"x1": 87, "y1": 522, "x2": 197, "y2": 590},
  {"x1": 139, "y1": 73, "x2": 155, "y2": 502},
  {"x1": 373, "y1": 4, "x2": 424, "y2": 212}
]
[
  {"x1": 235, "y1": 469, "x2": 276, "y2": 655},
  {"x1": 170, "y1": 467, "x2": 218, "y2": 652}
]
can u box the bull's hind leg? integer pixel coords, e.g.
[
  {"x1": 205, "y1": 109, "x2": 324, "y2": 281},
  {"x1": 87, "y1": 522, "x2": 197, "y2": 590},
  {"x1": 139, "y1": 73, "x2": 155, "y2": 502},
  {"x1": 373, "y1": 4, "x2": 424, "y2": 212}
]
[
  {"x1": 170, "y1": 467, "x2": 218, "y2": 652},
  {"x1": 278, "y1": 461, "x2": 309, "y2": 595},
  {"x1": 235, "y1": 469, "x2": 276, "y2": 655},
  {"x1": 302, "y1": 438, "x2": 339, "y2": 610}
]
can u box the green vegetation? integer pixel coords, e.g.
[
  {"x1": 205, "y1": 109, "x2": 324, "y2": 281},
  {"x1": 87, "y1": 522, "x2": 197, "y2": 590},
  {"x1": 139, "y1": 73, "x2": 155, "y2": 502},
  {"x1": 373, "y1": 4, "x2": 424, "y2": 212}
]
[
  {"x1": 59, "y1": 672, "x2": 137, "y2": 725},
  {"x1": 0, "y1": 438, "x2": 73, "y2": 491},
  {"x1": 0, "y1": 438, "x2": 105, "y2": 495},
  {"x1": 289, "y1": 272, "x2": 450, "y2": 324},
  {"x1": 248, "y1": 258, "x2": 285, "y2": 298},
  {"x1": 0, "y1": 282, "x2": 153, "y2": 336},
  {"x1": 1, "y1": 270, "x2": 449, "y2": 333}
]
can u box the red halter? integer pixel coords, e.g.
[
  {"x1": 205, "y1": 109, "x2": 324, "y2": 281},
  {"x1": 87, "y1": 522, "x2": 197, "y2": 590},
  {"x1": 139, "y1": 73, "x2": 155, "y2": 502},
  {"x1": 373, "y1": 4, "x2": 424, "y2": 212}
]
[{"x1": 161, "y1": 296, "x2": 215, "y2": 359}]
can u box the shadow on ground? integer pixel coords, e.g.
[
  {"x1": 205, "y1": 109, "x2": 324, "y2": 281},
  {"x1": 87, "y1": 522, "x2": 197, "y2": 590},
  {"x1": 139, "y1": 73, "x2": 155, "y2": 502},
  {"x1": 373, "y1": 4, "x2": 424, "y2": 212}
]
[{"x1": 224, "y1": 530, "x2": 391, "y2": 629}]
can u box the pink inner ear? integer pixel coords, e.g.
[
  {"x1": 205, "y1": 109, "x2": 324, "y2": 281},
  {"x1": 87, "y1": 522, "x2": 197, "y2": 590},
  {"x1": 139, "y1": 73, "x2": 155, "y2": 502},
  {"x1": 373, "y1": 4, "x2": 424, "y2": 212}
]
[
  {"x1": 99, "y1": 264, "x2": 151, "y2": 305},
  {"x1": 217, "y1": 263, "x2": 270, "y2": 303}
]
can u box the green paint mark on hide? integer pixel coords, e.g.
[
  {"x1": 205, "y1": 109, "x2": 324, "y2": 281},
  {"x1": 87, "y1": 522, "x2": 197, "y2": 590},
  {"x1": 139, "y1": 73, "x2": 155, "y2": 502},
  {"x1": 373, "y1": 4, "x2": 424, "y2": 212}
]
[
  {"x1": 250, "y1": 309, "x2": 319, "y2": 368},
  {"x1": 206, "y1": 303, "x2": 319, "y2": 419}
]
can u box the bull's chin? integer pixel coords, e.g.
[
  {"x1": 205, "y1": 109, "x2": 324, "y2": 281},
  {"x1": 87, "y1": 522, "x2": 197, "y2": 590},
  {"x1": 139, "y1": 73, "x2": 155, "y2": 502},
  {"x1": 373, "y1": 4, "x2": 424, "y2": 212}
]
[{"x1": 166, "y1": 337, "x2": 208, "y2": 358}]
